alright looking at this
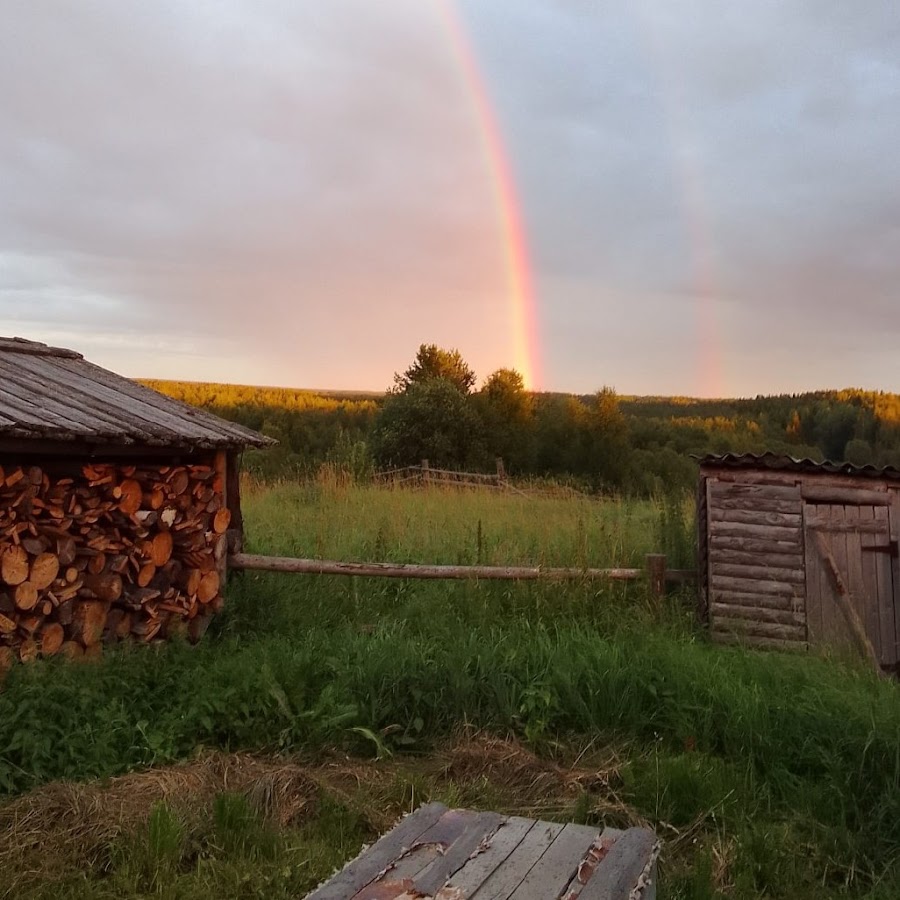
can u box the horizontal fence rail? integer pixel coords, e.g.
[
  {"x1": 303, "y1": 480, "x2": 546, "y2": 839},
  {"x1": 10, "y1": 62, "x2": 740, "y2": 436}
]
[{"x1": 229, "y1": 552, "x2": 696, "y2": 592}]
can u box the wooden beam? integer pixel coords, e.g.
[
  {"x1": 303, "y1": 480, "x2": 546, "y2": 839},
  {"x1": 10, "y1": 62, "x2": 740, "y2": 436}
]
[
  {"x1": 710, "y1": 508, "x2": 802, "y2": 527},
  {"x1": 229, "y1": 553, "x2": 696, "y2": 584},
  {"x1": 801, "y1": 485, "x2": 890, "y2": 505}
]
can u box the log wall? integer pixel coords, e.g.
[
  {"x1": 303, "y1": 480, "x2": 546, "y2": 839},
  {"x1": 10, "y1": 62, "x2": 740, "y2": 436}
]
[
  {"x1": 0, "y1": 458, "x2": 231, "y2": 669},
  {"x1": 704, "y1": 478, "x2": 808, "y2": 650}
]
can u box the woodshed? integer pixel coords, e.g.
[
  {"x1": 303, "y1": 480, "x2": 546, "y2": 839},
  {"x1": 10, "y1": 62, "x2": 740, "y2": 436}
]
[
  {"x1": 0, "y1": 337, "x2": 273, "y2": 665},
  {"x1": 698, "y1": 452, "x2": 900, "y2": 670}
]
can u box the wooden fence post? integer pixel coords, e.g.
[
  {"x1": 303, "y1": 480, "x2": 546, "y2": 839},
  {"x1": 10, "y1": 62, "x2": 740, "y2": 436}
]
[
  {"x1": 646, "y1": 554, "x2": 667, "y2": 604},
  {"x1": 421, "y1": 459, "x2": 429, "y2": 486},
  {"x1": 496, "y1": 457, "x2": 506, "y2": 483}
]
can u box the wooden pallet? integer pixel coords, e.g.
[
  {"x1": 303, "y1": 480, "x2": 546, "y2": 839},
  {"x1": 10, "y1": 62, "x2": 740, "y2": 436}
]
[{"x1": 306, "y1": 803, "x2": 659, "y2": 899}]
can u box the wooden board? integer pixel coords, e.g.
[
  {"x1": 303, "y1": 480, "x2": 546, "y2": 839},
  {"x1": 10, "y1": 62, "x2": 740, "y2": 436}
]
[
  {"x1": 803, "y1": 503, "x2": 896, "y2": 666},
  {"x1": 306, "y1": 806, "x2": 658, "y2": 900},
  {"x1": 710, "y1": 603, "x2": 803, "y2": 627},
  {"x1": 801, "y1": 485, "x2": 890, "y2": 506},
  {"x1": 709, "y1": 521, "x2": 801, "y2": 542},
  {"x1": 709, "y1": 509, "x2": 802, "y2": 528},
  {"x1": 444, "y1": 818, "x2": 536, "y2": 896},
  {"x1": 507, "y1": 823, "x2": 600, "y2": 899},
  {"x1": 305, "y1": 802, "x2": 449, "y2": 900},
  {"x1": 707, "y1": 481, "x2": 801, "y2": 500}
]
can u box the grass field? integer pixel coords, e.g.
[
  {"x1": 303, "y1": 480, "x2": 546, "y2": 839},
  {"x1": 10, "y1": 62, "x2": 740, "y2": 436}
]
[{"x1": 1, "y1": 481, "x2": 899, "y2": 898}]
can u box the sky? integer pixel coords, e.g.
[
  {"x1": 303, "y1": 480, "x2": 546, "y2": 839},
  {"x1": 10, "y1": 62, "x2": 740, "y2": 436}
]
[{"x1": 0, "y1": 1, "x2": 898, "y2": 398}]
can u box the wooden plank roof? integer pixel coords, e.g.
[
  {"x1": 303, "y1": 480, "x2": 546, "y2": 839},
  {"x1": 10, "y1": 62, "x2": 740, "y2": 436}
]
[{"x1": 0, "y1": 337, "x2": 274, "y2": 450}]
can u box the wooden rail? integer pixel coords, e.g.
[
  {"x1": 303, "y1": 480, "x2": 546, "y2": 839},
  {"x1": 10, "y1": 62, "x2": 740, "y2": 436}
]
[{"x1": 229, "y1": 552, "x2": 696, "y2": 594}]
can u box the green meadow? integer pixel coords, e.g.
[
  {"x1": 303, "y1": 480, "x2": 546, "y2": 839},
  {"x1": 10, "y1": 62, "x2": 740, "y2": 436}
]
[{"x1": 1, "y1": 481, "x2": 899, "y2": 898}]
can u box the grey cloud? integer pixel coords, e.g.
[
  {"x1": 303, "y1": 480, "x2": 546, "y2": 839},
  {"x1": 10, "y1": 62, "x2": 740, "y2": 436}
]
[{"x1": 1, "y1": 1, "x2": 898, "y2": 395}]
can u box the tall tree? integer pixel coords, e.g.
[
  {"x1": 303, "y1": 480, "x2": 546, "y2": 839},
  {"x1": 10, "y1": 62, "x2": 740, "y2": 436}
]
[
  {"x1": 476, "y1": 368, "x2": 535, "y2": 471},
  {"x1": 393, "y1": 344, "x2": 476, "y2": 395},
  {"x1": 372, "y1": 378, "x2": 483, "y2": 468}
]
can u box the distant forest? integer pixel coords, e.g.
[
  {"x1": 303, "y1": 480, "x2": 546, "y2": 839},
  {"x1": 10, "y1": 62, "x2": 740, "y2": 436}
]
[{"x1": 141, "y1": 345, "x2": 900, "y2": 495}]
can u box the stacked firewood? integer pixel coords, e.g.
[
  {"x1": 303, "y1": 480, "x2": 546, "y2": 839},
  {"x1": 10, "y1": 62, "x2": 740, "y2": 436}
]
[{"x1": 0, "y1": 461, "x2": 230, "y2": 668}]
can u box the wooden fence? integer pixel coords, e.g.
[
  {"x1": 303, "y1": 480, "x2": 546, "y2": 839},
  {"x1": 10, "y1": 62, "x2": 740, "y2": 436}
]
[
  {"x1": 374, "y1": 459, "x2": 512, "y2": 491},
  {"x1": 229, "y1": 552, "x2": 695, "y2": 599}
]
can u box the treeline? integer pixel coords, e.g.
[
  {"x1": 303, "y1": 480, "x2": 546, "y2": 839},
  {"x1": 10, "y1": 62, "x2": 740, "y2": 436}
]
[{"x1": 141, "y1": 348, "x2": 900, "y2": 495}]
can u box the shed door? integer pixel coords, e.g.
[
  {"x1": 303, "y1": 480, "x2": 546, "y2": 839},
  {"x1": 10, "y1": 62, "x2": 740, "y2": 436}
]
[{"x1": 803, "y1": 504, "x2": 898, "y2": 666}]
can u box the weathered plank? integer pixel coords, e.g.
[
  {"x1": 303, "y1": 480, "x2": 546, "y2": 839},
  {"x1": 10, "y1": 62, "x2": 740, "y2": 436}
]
[
  {"x1": 712, "y1": 590, "x2": 799, "y2": 611},
  {"x1": 712, "y1": 618, "x2": 806, "y2": 640},
  {"x1": 875, "y1": 505, "x2": 899, "y2": 666},
  {"x1": 230, "y1": 554, "x2": 643, "y2": 583},
  {"x1": 713, "y1": 497, "x2": 801, "y2": 514},
  {"x1": 710, "y1": 471, "x2": 883, "y2": 490},
  {"x1": 413, "y1": 810, "x2": 506, "y2": 896},
  {"x1": 708, "y1": 481, "x2": 801, "y2": 500},
  {"x1": 471, "y1": 821, "x2": 564, "y2": 900},
  {"x1": 846, "y1": 506, "x2": 879, "y2": 661},
  {"x1": 710, "y1": 549, "x2": 803, "y2": 570},
  {"x1": 710, "y1": 575, "x2": 799, "y2": 597},
  {"x1": 711, "y1": 632, "x2": 807, "y2": 651},
  {"x1": 709, "y1": 522, "x2": 801, "y2": 542},
  {"x1": 507, "y1": 823, "x2": 600, "y2": 899},
  {"x1": 888, "y1": 498, "x2": 900, "y2": 665},
  {"x1": 805, "y1": 515, "x2": 891, "y2": 534},
  {"x1": 305, "y1": 803, "x2": 448, "y2": 900},
  {"x1": 444, "y1": 818, "x2": 536, "y2": 896},
  {"x1": 711, "y1": 563, "x2": 805, "y2": 585},
  {"x1": 710, "y1": 536, "x2": 803, "y2": 555},
  {"x1": 705, "y1": 471, "x2": 802, "y2": 487},
  {"x1": 801, "y1": 485, "x2": 890, "y2": 505},
  {"x1": 711, "y1": 603, "x2": 803, "y2": 626},
  {"x1": 803, "y1": 505, "x2": 824, "y2": 646},
  {"x1": 576, "y1": 828, "x2": 659, "y2": 900},
  {"x1": 710, "y1": 509, "x2": 802, "y2": 528},
  {"x1": 559, "y1": 829, "x2": 622, "y2": 900}
]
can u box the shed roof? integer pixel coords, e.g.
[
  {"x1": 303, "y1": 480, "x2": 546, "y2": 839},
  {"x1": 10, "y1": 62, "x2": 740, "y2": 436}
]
[
  {"x1": 697, "y1": 451, "x2": 900, "y2": 482},
  {"x1": 0, "y1": 337, "x2": 274, "y2": 450}
]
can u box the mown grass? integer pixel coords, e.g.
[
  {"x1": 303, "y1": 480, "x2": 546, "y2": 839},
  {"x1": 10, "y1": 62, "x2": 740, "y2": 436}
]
[{"x1": 0, "y1": 481, "x2": 898, "y2": 898}]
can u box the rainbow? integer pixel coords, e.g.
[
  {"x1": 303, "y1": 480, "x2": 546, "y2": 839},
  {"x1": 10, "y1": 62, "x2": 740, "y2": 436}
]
[
  {"x1": 437, "y1": 2, "x2": 542, "y2": 390},
  {"x1": 631, "y1": 3, "x2": 725, "y2": 396}
]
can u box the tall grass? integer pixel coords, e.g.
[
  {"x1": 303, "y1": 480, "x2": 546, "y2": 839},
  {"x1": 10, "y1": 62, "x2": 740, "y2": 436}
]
[
  {"x1": 1, "y1": 482, "x2": 898, "y2": 897},
  {"x1": 241, "y1": 476, "x2": 663, "y2": 567}
]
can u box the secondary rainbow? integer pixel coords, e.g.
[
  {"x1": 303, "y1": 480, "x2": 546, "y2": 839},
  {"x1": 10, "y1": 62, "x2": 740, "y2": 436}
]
[{"x1": 437, "y1": 1, "x2": 542, "y2": 390}]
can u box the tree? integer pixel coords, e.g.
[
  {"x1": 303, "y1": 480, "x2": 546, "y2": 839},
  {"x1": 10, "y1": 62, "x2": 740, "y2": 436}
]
[
  {"x1": 475, "y1": 368, "x2": 535, "y2": 471},
  {"x1": 372, "y1": 378, "x2": 483, "y2": 468},
  {"x1": 393, "y1": 344, "x2": 476, "y2": 395},
  {"x1": 584, "y1": 388, "x2": 631, "y2": 490}
]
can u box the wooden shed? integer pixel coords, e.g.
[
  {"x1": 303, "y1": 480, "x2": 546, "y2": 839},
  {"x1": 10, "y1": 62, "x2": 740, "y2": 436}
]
[
  {"x1": 698, "y1": 452, "x2": 900, "y2": 670},
  {"x1": 0, "y1": 337, "x2": 273, "y2": 664}
]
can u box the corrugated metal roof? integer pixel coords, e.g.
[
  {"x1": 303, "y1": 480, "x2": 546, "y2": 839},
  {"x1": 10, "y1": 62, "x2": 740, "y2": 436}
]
[
  {"x1": 0, "y1": 337, "x2": 274, "y2": 450},
  {"x1": 697, "y1": 451, "x2": 900, "y2": 481}
]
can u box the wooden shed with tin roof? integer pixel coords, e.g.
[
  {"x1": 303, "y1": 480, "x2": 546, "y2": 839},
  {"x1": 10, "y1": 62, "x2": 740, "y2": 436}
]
[
  {"x1": 0, "y1": 337, "x2": 273, "y2": 665},
  {"x1": 698, "y1": 452, "x2": 900, "y2": 670}
]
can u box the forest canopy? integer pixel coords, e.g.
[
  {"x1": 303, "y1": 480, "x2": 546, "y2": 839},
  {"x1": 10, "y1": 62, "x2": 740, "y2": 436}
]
[{"x1": 142, "y1": 347, "x2": 900, "y2": 494}]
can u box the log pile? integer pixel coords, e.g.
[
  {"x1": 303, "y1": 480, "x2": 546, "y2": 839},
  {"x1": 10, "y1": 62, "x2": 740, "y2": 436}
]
[{"x1": 0, "y1": 461, "x2": 229, "y2": 668}]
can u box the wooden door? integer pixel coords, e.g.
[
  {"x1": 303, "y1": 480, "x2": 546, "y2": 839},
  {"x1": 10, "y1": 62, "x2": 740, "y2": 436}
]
[{"x1": 804, "y1": 503, "x2": 899, "y2": 666}]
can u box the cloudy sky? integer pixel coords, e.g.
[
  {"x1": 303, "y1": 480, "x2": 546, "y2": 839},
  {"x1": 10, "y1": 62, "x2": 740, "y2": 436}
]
[{"x1": 1, "y1": 1, "x2": 898, "y2": 397}]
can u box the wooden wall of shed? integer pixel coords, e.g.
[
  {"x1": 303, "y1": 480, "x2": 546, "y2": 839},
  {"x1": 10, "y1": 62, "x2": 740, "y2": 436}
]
[
  {"x1": 701, "y1": 466, "x2": 900, "y2": 655},
  {"x1": 703, "y1": 474, "x2": 807, "y2": 650}
]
